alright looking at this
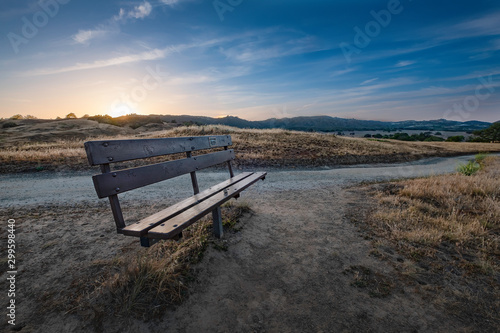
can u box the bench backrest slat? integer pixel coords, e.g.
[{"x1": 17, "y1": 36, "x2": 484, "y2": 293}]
[
  {"x1": 85, "y1": 135, "x2": 232, "y2": 165},
  {"x1": 92, "y1": 149, "x2": 235, "y2": 198}
]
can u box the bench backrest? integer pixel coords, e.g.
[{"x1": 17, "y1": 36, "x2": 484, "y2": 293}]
[{"x1": 84, "y1": 135, "x2": 235, "y2": 230}]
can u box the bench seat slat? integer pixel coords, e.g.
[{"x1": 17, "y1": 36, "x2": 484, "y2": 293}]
[
  {"x1": 92, "y1": 149, "x2": 235, "y2": 198},
  {"x1": 84, "y1": 135, "x2": 232, "y2": 165},
  {"x1": 147, "y1": 172, "x2": 267, "y2": 239},
  {"x1": 121, "y1": 172, "x2": 254, "y2": 237}
]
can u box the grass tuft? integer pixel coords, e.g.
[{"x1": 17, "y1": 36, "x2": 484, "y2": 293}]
[
  {"x1": 456, "y1": 153, "x2": 489, "y2": 176},
  {"x1": 66, "y1": 202, "x2": 251, "y2": 322}
]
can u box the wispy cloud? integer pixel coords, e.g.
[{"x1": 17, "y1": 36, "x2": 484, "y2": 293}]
[
  {"x1": 160, "y1": 0, "x2": 181, "y2": 6},
  {"x1": 330, "y1": 68, "x2": 357, "y2": 77},
  {"x1": 73, "y1": 28, "x2": 114, "y2": 44},
  {"x1": 437, "y1": 68, "x2": 500, "y2": 82},
  {"x1": 354, "y1": 42, "x2": 440, "y2": 65},
  {"x1": 157, "y1": 0, "x2": 197, "y2": 7},
  {"x1": 166, "y1": 66, "x2": 251, "y2": 85},
  {"x1": 434, "y1": 11, "x2": 500, "y2": 41},
  {"x1": 72, "y1": 2, "x2": 153, "y2": 45},
  {"x1": 219, "y1": 29, "x2": 326, "y2": 63},
  {"x1": 124, "y1": 2, "x2": 152, "y2": 19},
  {"x1": 395, "y1": 60, "x2": 416, "y2": 67},
  {"x1": 360, "y1": 78, "x2": 378, "y2": 85},
  {"x1": 21, "y1": 48, "x2": 172, "y2": 76}
]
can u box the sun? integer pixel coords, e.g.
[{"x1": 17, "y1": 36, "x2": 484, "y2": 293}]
[{"x1": 108, "y1": 103, "x2": 139, "y2": 118}]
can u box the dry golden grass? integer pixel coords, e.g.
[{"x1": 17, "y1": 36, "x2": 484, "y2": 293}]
[
  {"x1": 1, "y1": 124, "x2": 499, "y2": 172},
  {"x1": 372, "y1": 157, "x2": 499, "y2": 260},
  {"x1": 66, "y1": 201, "x2": 250, "y2": 321},
  {"x1": 366, "y1": 157, "x2": 500, "y2": 327}
]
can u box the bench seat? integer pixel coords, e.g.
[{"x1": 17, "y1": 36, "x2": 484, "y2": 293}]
[
  {"x1": 145, "y1": 172, "x2": 266, "y2": 240},
  {"x1": 121, "y1": 172, "x2": 263, "y2": 237}
]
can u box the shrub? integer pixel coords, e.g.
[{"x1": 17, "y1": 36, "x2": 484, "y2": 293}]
[
  {"x1": 423, "y1": 136, "x2": 445, "y2": 142},
  {"x1": 446, "y1": 135, "x2": 465, "y2": 142},
  {"x1": 2, "y1": 122, "x2": 18, "y2": 128},
  {"x1": 457, "y1": 160, "x2": 481, "y2": 176}
]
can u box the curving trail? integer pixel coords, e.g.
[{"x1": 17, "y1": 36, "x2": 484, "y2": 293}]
[{"x1": 0, "y1": 154, "x2": 487, "y2": 207}]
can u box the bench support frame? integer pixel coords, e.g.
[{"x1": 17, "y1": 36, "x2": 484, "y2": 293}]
[{"x1": 212, "y1": 206, "x2": 223, "y2": 239}]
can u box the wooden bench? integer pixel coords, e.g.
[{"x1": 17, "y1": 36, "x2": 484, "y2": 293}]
[{"x1": 84, "y1": 135, "x2": 266, "y2": 247}]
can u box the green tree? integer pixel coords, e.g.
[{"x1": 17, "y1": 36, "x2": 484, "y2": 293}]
[
  {"x1": 446, "y1": 135, "x2": 465, "y2": 142},
  {"x1": 65, "y1": 112, "x2": 77, "y2": 119},
  {"x1": 10, "y1": 114, "x2": 23, "y2": 120},
  {"x1": 423, "y1": 136, "x2": 445, "y2": 142},
  {"x1": 25, "y1": 115, "x2": 37, "y2": 119},
  {"x1": 470, "y1": 122, "x2": 500, "y2": 142}
]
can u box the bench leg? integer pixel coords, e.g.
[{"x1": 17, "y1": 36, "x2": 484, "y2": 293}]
[
  {"x1": 212, "y1": 206, "x2": 223, "y2": 239},
  {"x1": 140, "y1": 237, "x2": 153, "y2": 247}
]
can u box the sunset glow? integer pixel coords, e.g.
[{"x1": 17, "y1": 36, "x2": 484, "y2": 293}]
[{"x1": 0, "y1": 1, "x2": 499, "y2": 121}]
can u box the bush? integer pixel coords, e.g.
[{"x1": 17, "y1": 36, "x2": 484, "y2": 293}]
[
  {"x1": 392, "y1": 132, "x2": 412, "y2": 141},
  {"x1": 457, "y1": 161, "x2": 481, "y2": 176},
  {"x1": 474, "y1": 153, "x2": 488, "y2": 164},
  {"x1": 446, "y1": 135, "x2": 465, "y2": 142},
  {"x1": 457, "y1": 154, "x2": 488, "y2": 176},
  {"x1": 87, "y1": 115, "x2": 119, "y2": 126},
  {"x1": 423, "y1": 136, "x2": 445, "y2": 142},
  {"x1": 2, "y1": 122, "x2": 18, "y2": 128},
  {"x1": 87, "y1": 114, "x2": 164, "y2": 128}
]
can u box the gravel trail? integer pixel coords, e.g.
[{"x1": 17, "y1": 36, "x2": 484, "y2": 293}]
[{"x1": 0, "y1": 154, "x2": 488, "y2": 208}]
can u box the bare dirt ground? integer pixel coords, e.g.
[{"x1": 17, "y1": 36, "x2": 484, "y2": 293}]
[{"x1": 0, "y1": 155, "x2": 497, "y2": 332}]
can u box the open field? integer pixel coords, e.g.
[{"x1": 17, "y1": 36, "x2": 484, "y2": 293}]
[{"x1": 1, "y1": 120, "x2": 499, "y2": 173}]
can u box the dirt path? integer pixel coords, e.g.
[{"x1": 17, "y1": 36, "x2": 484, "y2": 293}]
[
  {"x1": 159, "y1": 186, "x2": 459, "y2": 332},
  {"x1": 1, "y1": 154, "x2": 491, "y2": 332}
]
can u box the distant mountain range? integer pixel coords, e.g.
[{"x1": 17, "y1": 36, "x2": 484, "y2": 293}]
[{"x1": 157, "y1": 115, "x2": 492, "y2": 132}]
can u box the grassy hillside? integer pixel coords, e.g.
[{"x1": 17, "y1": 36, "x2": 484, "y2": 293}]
[{"x1": 1, "y1": 123, "x2": 499, "y2": 173}]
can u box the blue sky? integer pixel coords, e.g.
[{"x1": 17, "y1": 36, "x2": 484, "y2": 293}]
[{"x1": 1, "y1": 0, "x2": 499, "y2": 121}]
